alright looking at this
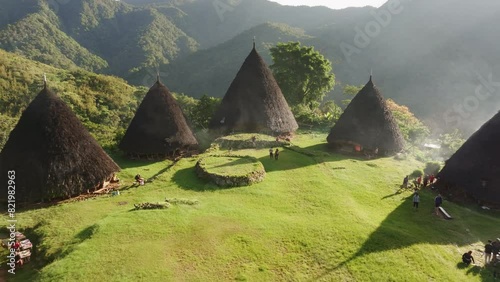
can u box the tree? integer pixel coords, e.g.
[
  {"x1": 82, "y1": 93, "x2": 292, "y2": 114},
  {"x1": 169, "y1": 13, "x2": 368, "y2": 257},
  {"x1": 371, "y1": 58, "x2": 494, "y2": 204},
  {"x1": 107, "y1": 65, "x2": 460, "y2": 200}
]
[
  {"x1": 190, "y1": 95, "x2": 221, "y2": 129},
  {"x1": 386, "y1": 99, "x2": 430, "y2": 144},
  {"x1": 439, "y1": 129, "x2": 465, "y2": 158},
  {"x1": 341, "y1": 84, "x2": 363, "y2": 107},
  {"x1": 173, "y1": 92, "x2": 198, "y2": 119},
  {"x1": 424, "y1": 162, "x2": 441, "y2": 175},
  {"x1": 410, "y1": 169, "x2": 424, "y2": 178},
  {"x1": 270, "y1": 42, "x2": 335, "y2": 109}
]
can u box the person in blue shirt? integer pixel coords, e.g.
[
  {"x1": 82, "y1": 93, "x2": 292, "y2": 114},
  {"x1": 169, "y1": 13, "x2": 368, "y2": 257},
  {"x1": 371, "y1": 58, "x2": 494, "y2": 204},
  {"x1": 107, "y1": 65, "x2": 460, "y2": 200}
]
[{"x1": 412, "y1": 192, "x2": 420, "y2": 210}]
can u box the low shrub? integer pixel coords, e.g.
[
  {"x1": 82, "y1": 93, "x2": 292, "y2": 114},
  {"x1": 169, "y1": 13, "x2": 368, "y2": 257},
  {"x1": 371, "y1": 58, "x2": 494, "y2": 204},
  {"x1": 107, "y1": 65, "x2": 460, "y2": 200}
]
[
  {"x1": 165, "y1": 198, "x2": 199, "y2": 205},
  {"x1": 410, "y1": 169, "x2": 423, "y2": 178},
  {"x1": 424, "y1": 162, "x2": 441, "y2": 175},
  {"x1": 133, "y1": 202, "x2": 170, "y2": 210}
]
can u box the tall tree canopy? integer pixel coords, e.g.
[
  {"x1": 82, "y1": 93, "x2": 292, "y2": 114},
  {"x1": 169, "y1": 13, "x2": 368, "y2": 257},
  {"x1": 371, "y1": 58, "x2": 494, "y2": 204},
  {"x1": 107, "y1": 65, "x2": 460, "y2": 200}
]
[
  {"x1": 270, "y1": 42, "x2": 335, "y2": 109},
  {"x1": 341, "y1": 84, "x2": 363, "y2": 107}
]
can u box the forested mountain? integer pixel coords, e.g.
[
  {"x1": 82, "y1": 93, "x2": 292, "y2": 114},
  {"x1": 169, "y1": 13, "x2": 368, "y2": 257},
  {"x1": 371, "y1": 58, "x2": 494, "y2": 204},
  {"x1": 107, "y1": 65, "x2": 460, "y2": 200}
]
[
  {"x1": 1, "y1": 0, "x2": 500, "y2": 135},
  {"x1": 145, "y1": 22, "x2": 312, "y2": 98},
  {"x1": 122, "y1": 0, "x2": 369, "y2": 48},
  {"x1": 0, "y1": 2, "x2": 108, "y2": 71},
  {"x1": 0, "y1": 0, "x2": 198, "y2": 76}
]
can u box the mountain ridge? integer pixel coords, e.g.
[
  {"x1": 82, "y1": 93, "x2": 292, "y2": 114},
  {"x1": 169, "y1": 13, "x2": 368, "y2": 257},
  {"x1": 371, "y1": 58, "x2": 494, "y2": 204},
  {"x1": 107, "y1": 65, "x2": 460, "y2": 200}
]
[{"x1": 1, "y1": 0, "x2": 500, "y2": 134}]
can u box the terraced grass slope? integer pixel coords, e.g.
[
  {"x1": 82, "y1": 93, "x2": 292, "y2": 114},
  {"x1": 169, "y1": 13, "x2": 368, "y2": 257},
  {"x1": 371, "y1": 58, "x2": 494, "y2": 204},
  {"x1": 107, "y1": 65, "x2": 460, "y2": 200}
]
[{"x1": 2, "y1": 132, "x2": 499, "y2": 281}]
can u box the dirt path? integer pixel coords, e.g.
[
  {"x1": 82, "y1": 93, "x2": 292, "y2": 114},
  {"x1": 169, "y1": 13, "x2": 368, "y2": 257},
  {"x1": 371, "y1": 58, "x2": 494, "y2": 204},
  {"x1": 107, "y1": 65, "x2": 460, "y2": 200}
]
[{"x1": 0, "y1": 267, "x2": 8, "y2": 282}]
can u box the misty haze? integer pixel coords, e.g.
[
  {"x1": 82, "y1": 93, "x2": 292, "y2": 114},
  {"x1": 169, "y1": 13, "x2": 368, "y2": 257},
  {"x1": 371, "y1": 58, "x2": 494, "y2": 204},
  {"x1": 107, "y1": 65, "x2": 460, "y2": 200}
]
[{"x1": 0, "y1": 0, "x2": 499, "y2": 281}]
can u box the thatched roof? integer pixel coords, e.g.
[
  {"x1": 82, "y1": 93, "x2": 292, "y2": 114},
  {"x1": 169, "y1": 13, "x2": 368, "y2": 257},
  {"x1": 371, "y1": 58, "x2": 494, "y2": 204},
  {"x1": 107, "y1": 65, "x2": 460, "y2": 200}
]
[
  {"x1": 0, "y1": 86, "x2": 120, "y2": 202},
  {"x1": 437, "y1": 111, "x2": 500, "y2": 205},
  {"x1": 208, "y1": 46, "x2": 298, "y2": 134},
  {"x1": 327, "y1": 77, "x2": 404, "y2": 154},
  {"x1": 119, "y1": 79, "x2": 198, "y2": 156}
]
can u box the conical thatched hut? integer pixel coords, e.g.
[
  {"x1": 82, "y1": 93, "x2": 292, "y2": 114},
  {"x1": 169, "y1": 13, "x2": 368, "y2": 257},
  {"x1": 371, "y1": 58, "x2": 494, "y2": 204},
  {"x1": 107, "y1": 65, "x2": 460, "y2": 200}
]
[
  {"x1": 0, "y1": 84, "x2": 120, "y2": 203},
  {"x1": 119, "y1": 78, "x2": 198, "y2": 159},
  {"x1": 327, "y1": 76, "x2": 404, "y2": 156},
  {"x1": 437, "y1": 111, "x2": 500, "y2": 205},
  {"x1": 208, "y1": 44, "x2": 298, "y2": 135}
]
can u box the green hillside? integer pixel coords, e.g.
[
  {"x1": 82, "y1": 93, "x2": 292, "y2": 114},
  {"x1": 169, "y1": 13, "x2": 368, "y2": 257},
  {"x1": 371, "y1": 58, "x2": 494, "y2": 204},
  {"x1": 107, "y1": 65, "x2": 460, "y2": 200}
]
[
  {"x1": 123, "y1": 0, "x2": 369, "y2": 48},
  {"x1": 55, "y1": 0, "x2": 199, "y2": 75},
  {"x1": 0, "y1": 48, "x2": 144, "y2": 150},
  {"x1": 2, "y1": 132, "x2": 498, "y2": 281},
  {"x1": 0, "y1": 0, "x2": 198, "y2": 77},
  {"x1": 125, "y1": 0, "x2": 500, "y2": 135},
  {"x1": 0, "y1": 3, "x2": 108, "y2": 72}
]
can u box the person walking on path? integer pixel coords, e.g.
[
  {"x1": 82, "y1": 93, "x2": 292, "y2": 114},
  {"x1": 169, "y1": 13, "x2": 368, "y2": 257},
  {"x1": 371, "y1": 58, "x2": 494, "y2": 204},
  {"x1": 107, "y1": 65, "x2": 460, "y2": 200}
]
[
  {"x1": 403, "y1": 175, "x2": 409, "y2": 188},
  {"x1": 485, "y1": 240, "x2": 494, "y2": 265},
  {"x1": 434, "y1": 193, "x2": 443, "y2": 216},
  {"x1": 412, "y1": 192, "x2": 420, "y2": 210}
]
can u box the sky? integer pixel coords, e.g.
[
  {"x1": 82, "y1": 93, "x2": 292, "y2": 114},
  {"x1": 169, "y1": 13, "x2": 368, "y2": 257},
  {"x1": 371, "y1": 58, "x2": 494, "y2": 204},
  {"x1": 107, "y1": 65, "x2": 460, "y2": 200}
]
[{"x1": 269, "y1": 0, "x2": 387, "y2": 10}]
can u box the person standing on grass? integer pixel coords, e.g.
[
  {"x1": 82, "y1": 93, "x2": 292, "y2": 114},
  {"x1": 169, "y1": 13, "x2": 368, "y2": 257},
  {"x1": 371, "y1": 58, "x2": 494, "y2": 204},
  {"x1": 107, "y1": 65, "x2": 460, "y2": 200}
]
[
  {"x1": 403, "y1": 175, "x2": 409, "y2": 188},
  {"x1": 269, "y1": 148, "x2": 274, "y2": 159},
  {"x1": 412, "y1": 192, "x2": 420, "y2": 210},
  {"x1": 417, "y1": 176, "x2": 422, "y2": 187},
  {"x1": 485, "y1": 240, "x2": 494, "y2": 265},
  {"x1": 492, "y1": 239, "x2": 500, "y2": 264},
  {"x1": 275, "y1": 148, "x2": 280, "y2": 160},
  {"x1": 434, "y1": 193, "x2": 443, "y2": 215}
]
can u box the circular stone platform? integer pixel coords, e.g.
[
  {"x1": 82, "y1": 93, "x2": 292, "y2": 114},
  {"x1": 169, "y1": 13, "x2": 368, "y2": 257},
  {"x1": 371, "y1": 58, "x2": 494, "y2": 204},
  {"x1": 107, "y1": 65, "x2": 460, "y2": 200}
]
[
  {"x1": 214, "y1": 133, "x2": 290, "y2": 149},
  {"x1": 195, "y1": 155, "x2": 265, "y2": 187}
]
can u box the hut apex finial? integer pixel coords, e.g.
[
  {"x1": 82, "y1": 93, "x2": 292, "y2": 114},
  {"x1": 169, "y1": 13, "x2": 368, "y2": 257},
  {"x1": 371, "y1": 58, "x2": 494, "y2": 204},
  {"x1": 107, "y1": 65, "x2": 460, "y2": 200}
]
[
  {"x1": 370, "y1": 69, "x2": 372, "y2": 81},
  {"x1": 43, "y1": 73, "x2": 47, "y2": 88},
  {"x1": 253, "y1": 36, "x2": 255, "y2": 49},
  {"x1": 155, "y1": 63, "x2": 161, "y2": 84}
]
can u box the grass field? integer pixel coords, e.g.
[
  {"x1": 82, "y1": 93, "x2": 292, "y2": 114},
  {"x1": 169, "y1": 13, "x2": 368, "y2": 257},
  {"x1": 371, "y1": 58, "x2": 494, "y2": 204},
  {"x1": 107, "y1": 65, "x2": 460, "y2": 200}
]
[{"x1": 2, "y1": 131, "x2": 499, "y2": 281}]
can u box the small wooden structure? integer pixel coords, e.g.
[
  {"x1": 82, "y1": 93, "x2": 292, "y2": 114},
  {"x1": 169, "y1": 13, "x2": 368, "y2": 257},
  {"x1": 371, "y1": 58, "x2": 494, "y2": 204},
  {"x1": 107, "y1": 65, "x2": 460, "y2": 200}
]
[
  {"x1": 438, "y1": 207, "x2": 453, "y2": 219},
  {"x1": 1, "y1": 232, "x2": 33, "y2": 264}
]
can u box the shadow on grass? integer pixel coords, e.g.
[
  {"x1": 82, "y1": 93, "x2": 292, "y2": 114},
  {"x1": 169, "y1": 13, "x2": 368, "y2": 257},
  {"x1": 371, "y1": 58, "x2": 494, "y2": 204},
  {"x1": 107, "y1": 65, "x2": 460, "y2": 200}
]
[
  {"x1": 381, "y1": 185, "x2": 416, "y2": 200},
  {"x1": 209, "y1": 157, "x2": 255, "y2": 170},
  {"x1": 312, "y1": 196, "x2": 483, "y2": 281},
  {"x1": 109, "y1": 153, "x2": 161, "y2": 170},
  {"x1": 257, "y1": 145, "x2": 322, "y2": 173},
  {"x1": 466, "y1": 265, "x2": 481, "y2": 275},
  {"x1": 258, "y1": 143, "x2": 380, "y2": 173},
  {"x1": 10, "y1": 223, "x2": 99, "y2": 281},
  {"x1": 118, "y1": 160, "x2": 179, "y2": 192},
  {"x1": 146, "y1": 161, "x2": 177, "y2": 182},
  {"x1": 172, "y1": 166, "x2": 224, "y2": 192}
]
